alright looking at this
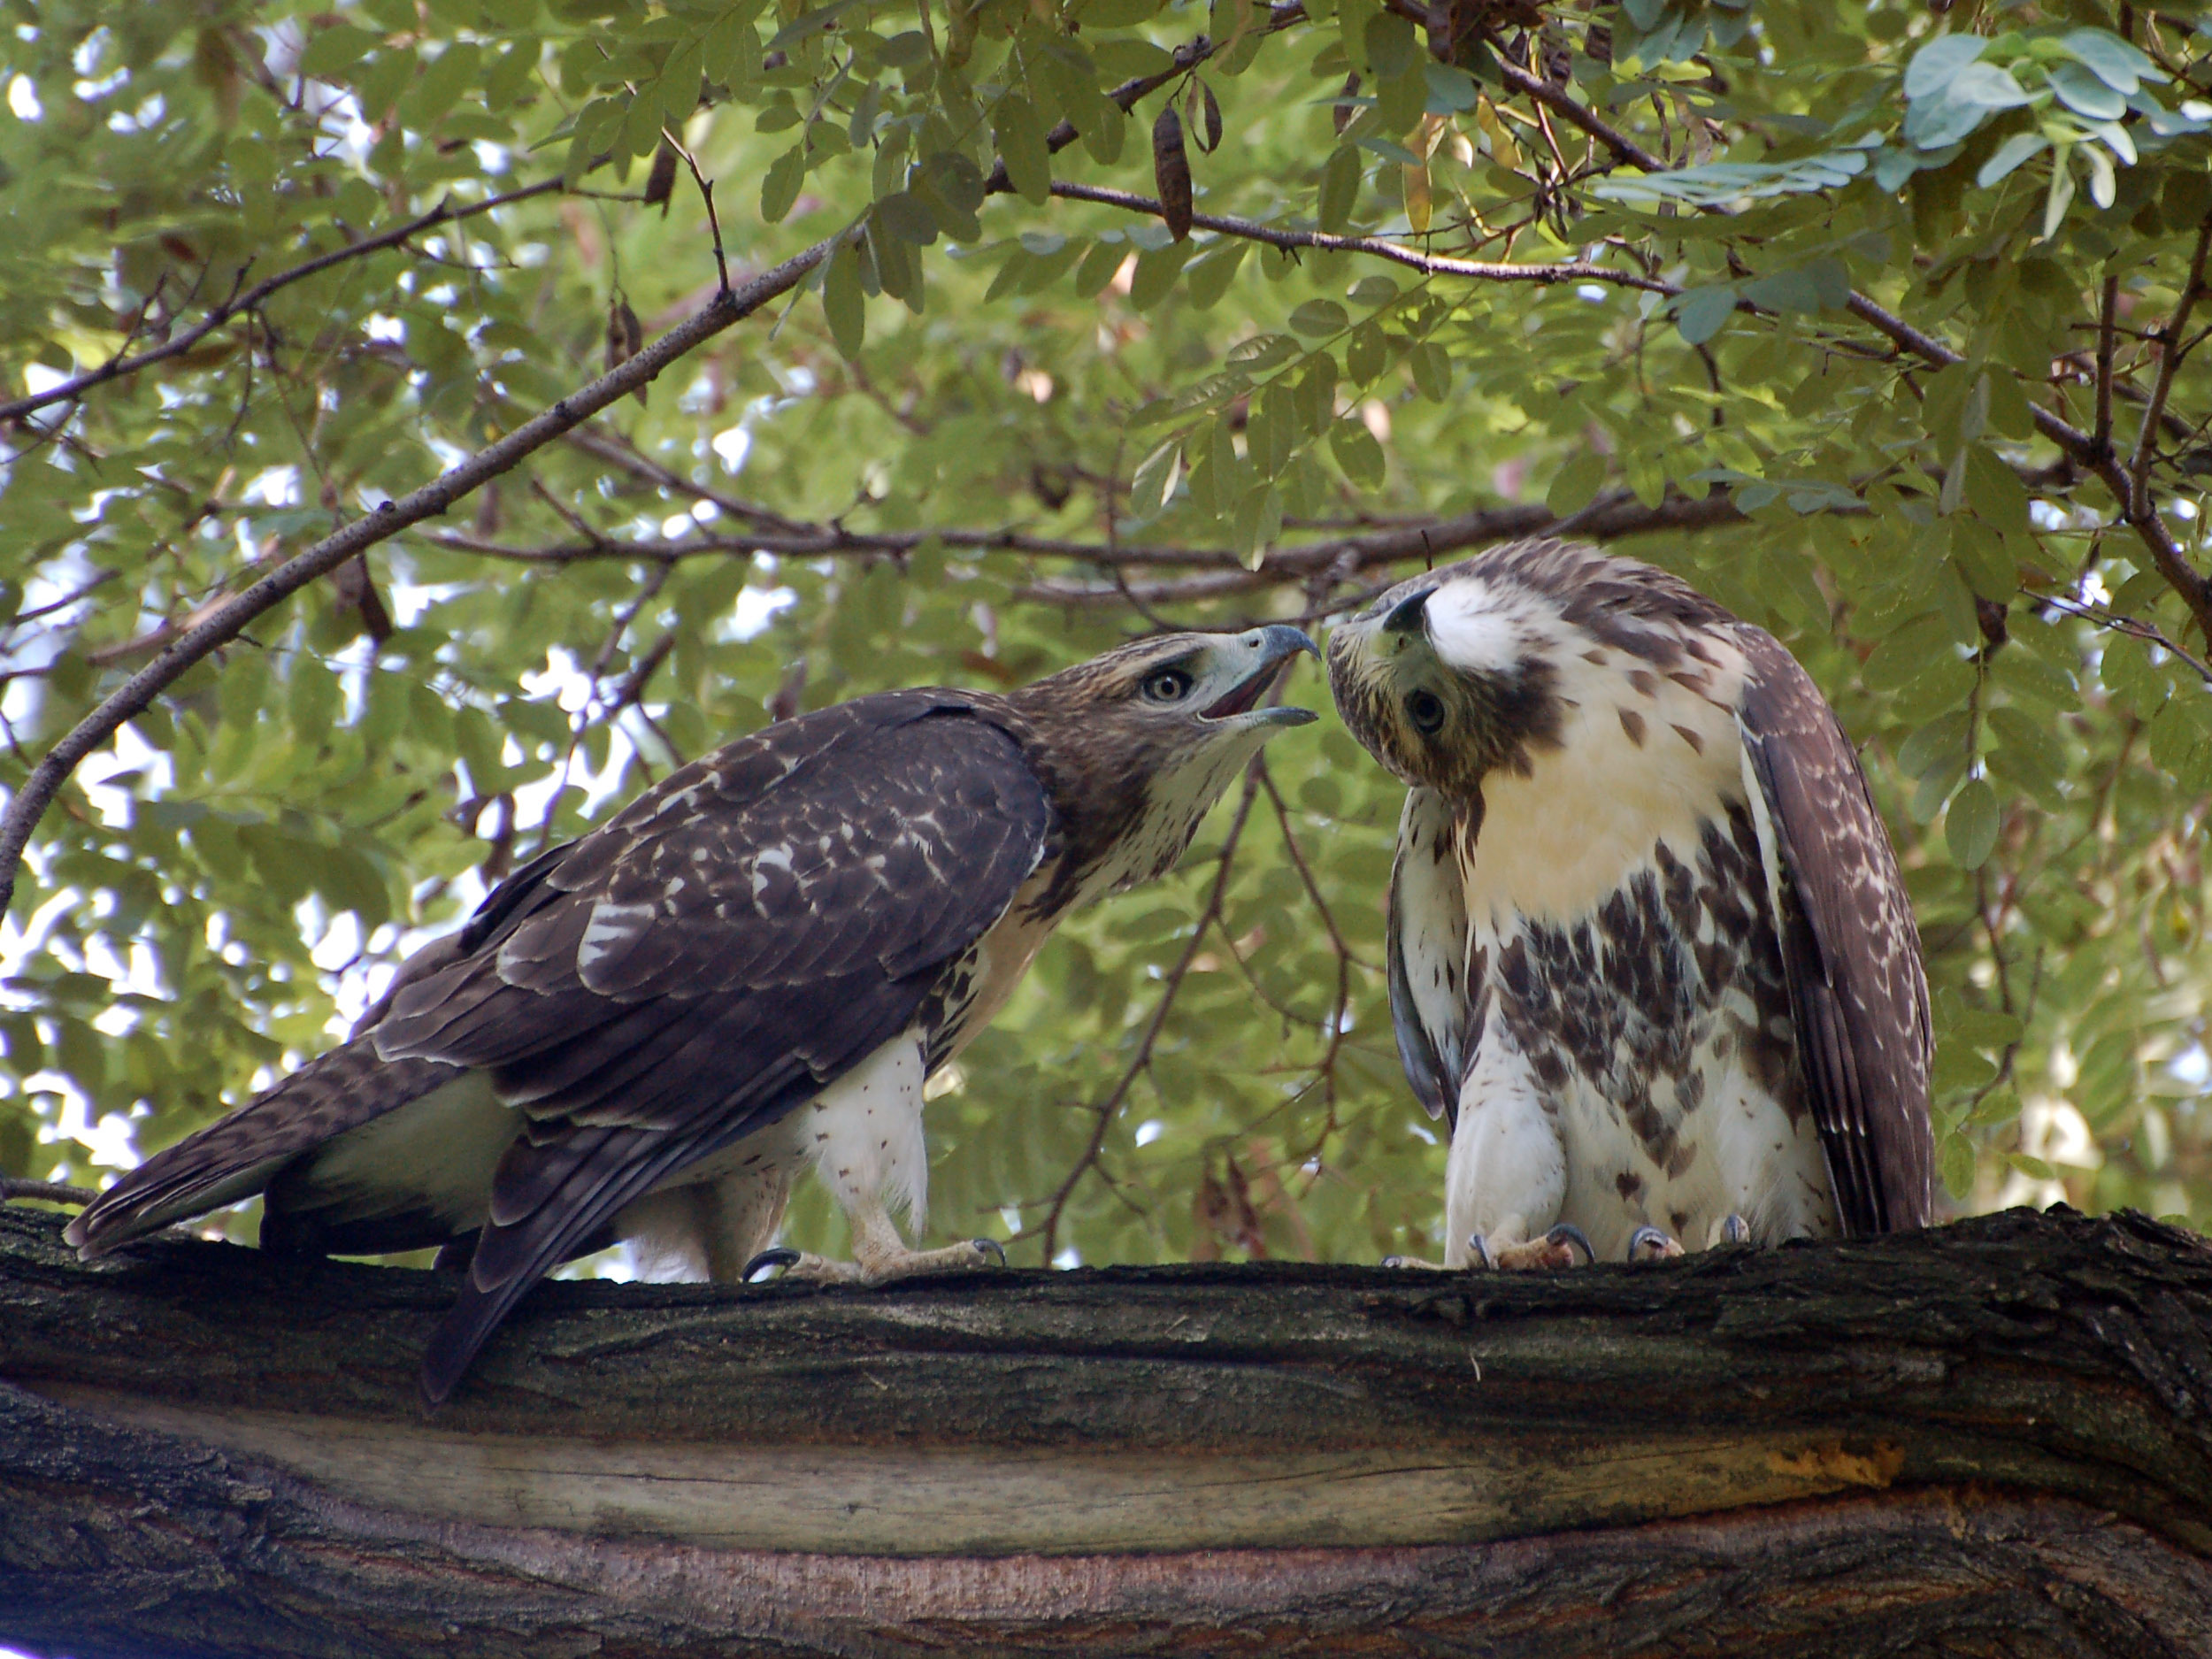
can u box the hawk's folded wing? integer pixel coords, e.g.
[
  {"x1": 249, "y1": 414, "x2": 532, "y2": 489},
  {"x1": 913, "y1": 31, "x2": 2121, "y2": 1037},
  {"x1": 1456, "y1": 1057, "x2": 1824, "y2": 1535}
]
[
  {"x1": 1736, "y1": 630, "x2": 1933, "y2": 1236},
  {"x1": 372, "y1": 691, "x2": 1051, "y2": 1399}
]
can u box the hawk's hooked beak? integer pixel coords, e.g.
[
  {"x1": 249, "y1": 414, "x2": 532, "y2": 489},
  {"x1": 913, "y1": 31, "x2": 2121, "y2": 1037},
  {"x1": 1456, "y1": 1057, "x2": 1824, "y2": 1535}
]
[
  {"x1": 1203, "y1": 625, "x2": 1320, "y2": 726},
  {"x1": 1381, "y1": 588, "x2": 1433, "y2": 638}
]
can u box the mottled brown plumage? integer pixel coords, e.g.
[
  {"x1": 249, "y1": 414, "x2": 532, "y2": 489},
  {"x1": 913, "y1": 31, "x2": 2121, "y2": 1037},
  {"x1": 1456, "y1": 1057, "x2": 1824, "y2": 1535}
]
[
  {"x1": 1329, "y1": 540, "x2": 1930, "y2": 1267},
  {"x1": 70, "y1": 627, "x2": 1316, "y2": 1403}
]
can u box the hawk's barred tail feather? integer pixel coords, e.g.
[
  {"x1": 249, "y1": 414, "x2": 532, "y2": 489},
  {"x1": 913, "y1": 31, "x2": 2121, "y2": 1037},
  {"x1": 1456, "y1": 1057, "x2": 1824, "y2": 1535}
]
[{"x1": 65, "y1": 1041, "x2": 465, "y2": 1256}]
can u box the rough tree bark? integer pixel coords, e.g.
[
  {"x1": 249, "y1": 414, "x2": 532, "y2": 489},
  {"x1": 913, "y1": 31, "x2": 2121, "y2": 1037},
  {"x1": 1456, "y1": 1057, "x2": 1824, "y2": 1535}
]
[{"x1": 0, "y1": 1203, "x2": 2208, "y2": 1657}]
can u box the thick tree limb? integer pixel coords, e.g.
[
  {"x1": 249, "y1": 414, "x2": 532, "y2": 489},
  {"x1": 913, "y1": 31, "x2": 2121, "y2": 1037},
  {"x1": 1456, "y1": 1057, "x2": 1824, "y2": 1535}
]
[
  {"x1": 2, "y1": 1205, "x2": 2210, "y2": 1655},
  {"x1": 0, "y1": 234, "x2": 841, "y2": 917}
]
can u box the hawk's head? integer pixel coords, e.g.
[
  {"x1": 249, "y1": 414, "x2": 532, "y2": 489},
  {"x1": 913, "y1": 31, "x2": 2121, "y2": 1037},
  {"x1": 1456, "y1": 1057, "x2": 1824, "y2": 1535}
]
[
  {"x1": 1327, "y1": 540, "x2": 1729, "y2": 802},
  {"x1": 1009, "y1": 625, "x2": 1318, "y2": 899}
]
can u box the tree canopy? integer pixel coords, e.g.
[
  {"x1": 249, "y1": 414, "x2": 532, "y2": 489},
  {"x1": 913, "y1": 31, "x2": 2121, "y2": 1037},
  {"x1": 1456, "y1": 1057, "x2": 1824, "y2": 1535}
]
[{"x1": 1, "y1": 0, "x2": 2208, "y2": 1271}]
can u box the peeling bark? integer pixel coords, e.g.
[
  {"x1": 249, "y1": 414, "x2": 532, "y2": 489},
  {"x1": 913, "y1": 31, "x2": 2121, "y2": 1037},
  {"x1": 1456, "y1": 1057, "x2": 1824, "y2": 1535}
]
[{"x1": 1, "y1": 1205, "x2": 2209, "y2": 1655}]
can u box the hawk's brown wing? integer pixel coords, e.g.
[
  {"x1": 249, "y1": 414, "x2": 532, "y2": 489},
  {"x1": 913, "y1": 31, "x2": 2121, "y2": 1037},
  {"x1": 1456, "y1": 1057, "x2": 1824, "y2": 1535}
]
[
  {"x1": 1735, "y1": 629, "x2": 1933, "y2": 1236},
  {"x1": 74, "y1": 692, "x2": 1051, "y2": 1403},
  {"x1": 366, "y1": 691, "x2": 1050, "y2": 1401}
]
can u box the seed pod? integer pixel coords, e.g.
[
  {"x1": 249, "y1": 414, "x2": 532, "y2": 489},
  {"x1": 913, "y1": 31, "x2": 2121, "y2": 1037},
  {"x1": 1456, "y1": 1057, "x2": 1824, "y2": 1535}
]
[
  {"x1": 1185, "y1": 79, "x2": 1223, "y2": 154},
  {"x1": 1153, "y1": 103, "x2": 1193, "y2": 242},
  {"x1": 606, "y1": 296, "x2": 649, "y2": 406},
  {"x1": 642, "y1": 138, "x2": 679, "y2": 212}
]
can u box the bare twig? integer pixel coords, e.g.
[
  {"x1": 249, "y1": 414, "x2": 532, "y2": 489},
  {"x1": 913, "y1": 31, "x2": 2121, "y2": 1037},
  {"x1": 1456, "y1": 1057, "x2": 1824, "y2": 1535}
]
[
  {"x1": 2129, "y1": 214, "x2": 2212, "y2": 517},
  {"x1": 0, "y1": 235, "x2": 844, "y2": 915},
  {"x1": 1843, "y1": 289, "x2": 2212, "y2": 645},
  {"x1": 2094, "y1": 273, "x2": 2120, "y2": 457},
  {"x1": 1036, "y1": 766, "x2": 1263, "y2": 1263},
  {"x1": 1490, "y1": 50, "x2": 1666, "y2": 174},
  {"x1": 1048, "y1": 180, "x2": 1675, "y2": 297},
  {"x1": 668, "y1": 135, "x2": 732, "y2": 295}
]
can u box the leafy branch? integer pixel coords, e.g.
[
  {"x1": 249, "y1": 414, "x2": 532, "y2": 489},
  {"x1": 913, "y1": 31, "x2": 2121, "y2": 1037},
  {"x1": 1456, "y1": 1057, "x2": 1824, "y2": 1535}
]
[
  {"x1": 1033, "y1": 764, "x2": 1263, "y2": 1263},
  {"x1": 0, "y1": 180, "x2": 568, "y2": 426},
  {"x1": 0, "y1": 234, "x2": 844, "y2": 915}
]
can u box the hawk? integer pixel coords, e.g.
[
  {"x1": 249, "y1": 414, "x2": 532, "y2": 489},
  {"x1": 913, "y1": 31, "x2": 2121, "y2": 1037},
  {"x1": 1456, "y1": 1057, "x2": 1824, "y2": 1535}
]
[
  {"x1": 1327, "y1": 540, "x2": 1932, "y2": 1269},
  {"x1": 68, "y1": 626, "x2": 1317, "y2": 1402}
]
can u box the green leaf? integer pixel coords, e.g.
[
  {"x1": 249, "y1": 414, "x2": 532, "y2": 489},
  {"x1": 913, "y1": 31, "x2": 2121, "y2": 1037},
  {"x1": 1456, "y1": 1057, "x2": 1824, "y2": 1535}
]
[
  {"x1": 1317, "y1": 146, "x2": 1361, "y2": 234},
  {"x1": 993, "y1": 94, "x2": 1052, "y2": 206},
  {"x1": 1939, "y1": 1132, "x2": 1977, "y2": 1199},
  {"x1": 1331, "y1": 420, "x2": 1386, "y2": 488},
  {"x1": 1546, "y1": 452, "x2": 1605, "y2": 518},
  {"x1": 1128, "y1": 242, "x2": 1193, "y2": 311},
  {"x1": 1288, "y1": 300, "x2": 1349, "y2": 336},
  {"x1": 1675, "y1": 285, "x2": 1738, "y2": 345},
  {"x1": 1184, "y1": 242, "x2": 1248, "y2": 310},
  {"x1": 1903, "y1": 35, "x2": 1987, "y2": 103},
  {"x1": 2056, "y1": 27, "x2": 2155, "y2": 95},
  {"x1": 1408, "y1": 342, "x2": 1451, "y2": 401},
  {"x1": 1364, "y1": 13, "x2": 1417, "y2": 79},
  {"x1": 1131, "y1": 439, "x2": 1182, "y2": 514},
  {"x1": 2047, "y1": 63, "x2": 2126, "y2": 122},
  {"x1": 823, "y1": 237, "x2": 865, "y2": 357},
  {"x1": 1345, "y1": 322, "x2": 1386, "y2": 383},
  {"x1": 1977, "y1": 132, "x2": 2048, "y2": 188},
  {"x1": 1962, "y1": 444, "x2": 2030, "y2": 535},
  {"x1": 299, "y1": 24, "x2": 382, "y2": 79},
  {"x1": 1946, "y1": 777, "x2": 2001, "y2": 869},
  {"x1": 760, "y1": 144, "x2": 807, "y2": 223}
]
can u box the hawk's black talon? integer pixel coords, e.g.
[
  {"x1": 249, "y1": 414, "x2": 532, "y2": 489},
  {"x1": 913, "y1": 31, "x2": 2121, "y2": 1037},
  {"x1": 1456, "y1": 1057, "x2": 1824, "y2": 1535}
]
[
  {"x1": 1466, "y1": 1233, "x2": 1497, "y2": 1271},
  {"x1": 1720, "y1": 1213, "x2": 1752, "y2": 1246},
  {"x1": 1626, "y1": 1225, "x2": 1676, "y2": 1262},
  {"x1": 743, "y1": 1246, "x2": 802, "y2": 1282},
  {"x1": 1545, "y1": 1222, "x2": 1595, "y2": 1265},
  {"x1": 971, "y1": 1238, "x2": 1007, "y2": 1268}
]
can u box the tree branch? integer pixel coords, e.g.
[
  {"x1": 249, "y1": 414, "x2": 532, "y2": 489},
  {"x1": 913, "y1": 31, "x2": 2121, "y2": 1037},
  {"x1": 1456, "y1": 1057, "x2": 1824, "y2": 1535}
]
[
  {"x1": 4, "y1": 1206, "x2": 2212, "y2": 1655},
  {"x1": 1048, "y1": 180, "x2": 1675, "y2": 296},
  {"x1": 1017, "y1": 488, "x2": 1747, "y2": 605},
  {"x1": 2095, "y1": 273, "x2": 2121, "y2": 457},
  {"x1": 0, "y1": 180, "x2": 566, "y2": 426},
  {"x1": 0, "y1": 233, "x2": 847, "y2": 915},
  {"x1": 1448, "y1": 51, "x2": 2212, "y2": 641},
  {"x1": 2130, "y1": 213, "x2": 2212, "y2": 518},
  {"x1": 982, "y1": 4, "x2": 1311, "y2": 199},
  {"x1": 1036, "y1": 765, "x2": 1263, "y2": 1262}
]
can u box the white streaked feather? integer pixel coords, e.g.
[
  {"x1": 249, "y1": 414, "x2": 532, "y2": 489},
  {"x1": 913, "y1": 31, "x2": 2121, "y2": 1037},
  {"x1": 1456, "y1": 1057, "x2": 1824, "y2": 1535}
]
[
  {"x1": 1423, "y1": 578, "x2": 1526, "y2": 674},
  {"x1": 1457, "y1": 632, "x2": 1750, "y2": 930},
  {"x1": 298, "y1": 1070, "x2": 519, "y2": 1230}
]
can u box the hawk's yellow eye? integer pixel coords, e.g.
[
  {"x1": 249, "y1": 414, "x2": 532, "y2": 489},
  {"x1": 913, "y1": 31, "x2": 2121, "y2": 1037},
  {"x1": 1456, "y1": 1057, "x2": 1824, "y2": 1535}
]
[{"x1": 1141, "y1": 667, "x2": 1194, "y2": 703}]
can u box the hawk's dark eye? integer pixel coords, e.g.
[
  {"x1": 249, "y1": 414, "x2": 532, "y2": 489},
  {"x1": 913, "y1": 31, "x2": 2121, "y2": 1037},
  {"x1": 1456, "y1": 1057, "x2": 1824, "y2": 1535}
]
[
  {"x1": 1405, "y1": 688, "x2": 1447, "y2": 735},
  {"x1": 1141, "y1": 667, "x2": 1194, "y2": 703}
]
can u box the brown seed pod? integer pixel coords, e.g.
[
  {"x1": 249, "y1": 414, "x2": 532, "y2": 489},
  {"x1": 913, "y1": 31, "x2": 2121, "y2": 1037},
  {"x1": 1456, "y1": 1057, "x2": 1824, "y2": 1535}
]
[
  {"x1": 606, "y1": 296, "x2": 649, "y2": 407},
  {"x1": 642, "y1": 138, "x2": 679, "y2": 212},
  {"x1": 1153, "y1": 103, "x2": 1194, "y2": 242},
  {"x1": 1184, "y1": 78, "x2": 1224, "y2": 154}
]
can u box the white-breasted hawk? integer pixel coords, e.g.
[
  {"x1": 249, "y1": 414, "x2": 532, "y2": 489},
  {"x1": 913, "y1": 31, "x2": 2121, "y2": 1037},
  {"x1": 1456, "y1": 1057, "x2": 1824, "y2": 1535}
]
[
  {"x1": 69, "y1": 626, "x2": 1317, "y2": 1402},
  {"x1": 1327, "y1": 540, "x2": 1931, "y2": 1268}
]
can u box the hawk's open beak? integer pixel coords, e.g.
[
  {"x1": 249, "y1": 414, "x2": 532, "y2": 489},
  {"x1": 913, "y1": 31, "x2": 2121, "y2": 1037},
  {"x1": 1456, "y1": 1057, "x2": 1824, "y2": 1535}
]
[{"x1": 1204, "y1": 625, "x2": 1319, "y2": 726}]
